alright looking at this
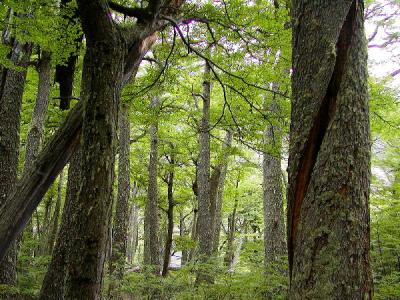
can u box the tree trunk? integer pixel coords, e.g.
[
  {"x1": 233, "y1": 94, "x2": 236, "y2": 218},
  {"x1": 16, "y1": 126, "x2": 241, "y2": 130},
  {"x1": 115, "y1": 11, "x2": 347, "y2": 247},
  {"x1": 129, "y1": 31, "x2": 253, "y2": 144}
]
[
  {"x1": 64, "y1": 6, "x2": 126, "y2": 297},
  {"x1": 24, "y1": 50, "x2": 52, "y2": 170},
  {"x1": 127, "y1": 184, "x2": 139, "y2": 265},
  {"x1": 212, "y1": 130, "x2": 233, "y2": 254},
  {"x1": 109, "y1": 103, "x2": 131, "y2": 295},
  {"x1": 263, "y1": 98, "x2": 286, "y2": 267},
  {"x1": 0, "y1": 0, "x2": 174, "y2": 265},
  {"x1": 224, "y1": 178, "x2": 239, "y2": 267},
  {"x1": 39, "y1": 150, "x2": 82, "y2": 300},
  {"x1": 144, "y1": 96, "x2": 161, "y2": 271},
  {"x1": 162, "y1": 152, "x2": 175, "y2": 277},
  {"x1": 47, "y1": 170, "x2": 64, "y2": 254},
  {"x1": 0, "y1": 38, "x2": 32, "y2": 285},
  {"x1": 196, "y1": 61, "x2": 212, "y2": 254},
  {"x1": 287, "y1": 0, "x2": 372, "y2": 298}
]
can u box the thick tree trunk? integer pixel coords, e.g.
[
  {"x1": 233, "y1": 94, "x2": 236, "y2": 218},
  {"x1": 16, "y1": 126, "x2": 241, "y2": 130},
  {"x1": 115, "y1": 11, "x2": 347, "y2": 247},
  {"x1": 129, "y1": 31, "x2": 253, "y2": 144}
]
[
  {"x1": 0, "y1": 38, "x2": 32, "y2": 285},
  {"x1": 263, "y1": 99, "x2": 286, "y2": 267},
  {"x1": 109, "y1": 103, "x2": 131, "y2": 295},
  {"x1": 39, "y1": 150, "x2": 82, "y2": 300},
  {"x1": 0, "y1": 100, "x2": 83, "y2": 263},
  {"x1": 287, "y1": 0, "x2": 372, "y2": 298},
  {"x1": 162, "y1": 153, "x2": 175, "y2": 276},
  {"x1": 64, "y1": 6, "x2": 126, "y2": 297},
  {"x1": 144, "y1": 96, "x2": 161, "y2": 271}
]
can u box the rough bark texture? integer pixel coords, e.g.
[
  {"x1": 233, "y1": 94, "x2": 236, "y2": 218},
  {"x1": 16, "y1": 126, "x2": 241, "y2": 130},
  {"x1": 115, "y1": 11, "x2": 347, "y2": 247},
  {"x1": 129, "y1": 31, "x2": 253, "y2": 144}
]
[
  {"x1": 39, "y1": 150, "x2": 82, "y2": 300},
  {"x1": 24, "y1": 50, "x2": 52, "y2": 171},
  {"x1": 0, "y1": 100, "x2": 83, "y2": 262},
  {"x1": 224, "y1": 178, "x2": 239, "y2": 267},
  {"x1": 47, "y1": 170, "x2": 64, "y2": 254},
  {"x1": 109, "y1": 103, "x2": 131, "y2": 294},
  {"x1": 162, "y1": 152, "x2": 175, "y2": 276},
  {"x1": 127, "y1": 185, "x2": 139, "y2": 264},
  {"x1": 0, "y1": 39, "x2": 32, "y2": 284},
  {"x1": 263, "y1": 99, "x2": 286, "y2": 266},
  {"x1": 288, "y1": 0, "x2": 372, "y2": 298},
  {"x1": 64, "y1": 1, "x2": 126, "y2": 297},
  {"x1": 144, "y1": 96, "x2": 161, "y2": 270},
  {"x1": 212, "y1": 130, "x2": 232, "y2": 253},
  {"x1": 0, "y1": 0, "x2": 182, "y2": 267},
  {"x1": 197, "y1": 62, "x2": 212, "y2": 260}
]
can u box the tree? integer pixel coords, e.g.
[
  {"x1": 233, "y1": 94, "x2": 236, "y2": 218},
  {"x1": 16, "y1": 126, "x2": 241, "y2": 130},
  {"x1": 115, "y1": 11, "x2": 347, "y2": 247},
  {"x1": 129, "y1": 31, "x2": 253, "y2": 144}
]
[
  {"x1": 144, "y1": 96, "x2": 162, "y2": 271},
  {"x1": 263, "y1": 95, "x2": 286, "y2": 267},
  {"x1": 287, "y1": 0, "x2": 373, "y2": 298}
]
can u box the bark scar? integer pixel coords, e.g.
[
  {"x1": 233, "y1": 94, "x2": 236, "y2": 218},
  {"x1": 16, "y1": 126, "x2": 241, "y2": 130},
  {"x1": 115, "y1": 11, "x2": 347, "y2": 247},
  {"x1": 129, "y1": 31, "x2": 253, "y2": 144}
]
[{"x1": 289, "y1": 0, "x2": 359, "y2": 276}]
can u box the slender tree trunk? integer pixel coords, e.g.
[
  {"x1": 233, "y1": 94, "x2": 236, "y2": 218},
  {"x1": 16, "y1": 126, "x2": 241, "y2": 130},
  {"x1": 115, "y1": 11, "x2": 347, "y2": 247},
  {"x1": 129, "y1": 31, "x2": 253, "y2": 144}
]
[
  {"x1": 24, "y1": 50, "x2": 52, "y2": 170},
  {"x1": 179, "y1": 212, "x2": 188, "y2": 266},
  {"x1": 287, "y1": 1, "x2": 372, "y2": 298},
  {"x1": 47, "y1": 170, "x2": 64, "y2": 254},
  {"x1": 39, "y1": 150, "x2": 82, "y2": 300},
  {"x1": 144, "y1": 96, "x2": 161, "y2": 271},
  {"x1": 109, "y1": 103, "x2": 131, "y2": 296},
  {"x1": 263, "y1": 98, "x2": 286, "y2": 267},
  {"x1": 127, "y1": 184, "x2": 139, "y2": 265},
  {"x1": 162, "y1": 152, "x2": 175, "y2": 276},
  {"x1": 196, "y1": 61, "x2": 213, "y2": 283},
  {"x1": 212, "y1": 130, "x2": 233, "y2": 253},
  {"x1": 224, "y1": 178, "x2": 239, "y2": 267},
  {"x1": 0, "y1": 38, "x2": 32, "y2": 285}
]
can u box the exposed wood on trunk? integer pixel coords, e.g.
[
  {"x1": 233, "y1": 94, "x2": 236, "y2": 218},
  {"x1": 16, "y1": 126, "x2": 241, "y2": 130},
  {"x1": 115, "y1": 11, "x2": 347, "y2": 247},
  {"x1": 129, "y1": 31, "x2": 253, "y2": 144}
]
[{"x1": 288, "y1": 0, "x2": 372, "y2": 297}]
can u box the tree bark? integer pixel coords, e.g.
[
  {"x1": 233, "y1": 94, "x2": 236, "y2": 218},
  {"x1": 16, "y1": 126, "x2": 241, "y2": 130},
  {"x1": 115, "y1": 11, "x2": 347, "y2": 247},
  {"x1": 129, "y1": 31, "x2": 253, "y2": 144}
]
[
  {"x1": 288, "y1": 0, "x2": 372, "y2": 298},
  {"x1": 212, "y1": 130, "x2": 233, "y2": 254},
  {"x1": 263, "y1": 98, "x2": 286, "y2": 267},
  {"x1": 39, "y1": 150, "x2": 82, "y2": 300},
  {"x1": 64, "y1": 1, "x2": 126, "y2": 296},
  {"x1": 144, "y1": 96, "x2": 161, "y2": 271},
  {"x1": 224, "y1": 178, "x2": 239, "y2": 268},
  {"x1": 127, "y1": 184, "x2": 139, "y2": 265},
  {"x1": 109, "y1": 103, "x2": 131, "y2": 295},
  {"x1": 162, "y1": 152, "x2": 175, "y2": 276},
  {"x1": 0, "y1": 38, "x2": 32, "y2": 285},
  {"x1": 24, "y1": 50, "x2": 52, "y2": 171},
  {"x1": 197, "y1": 62, "x2": 212, "y2": 254},
  {"x1": 47, "y1": 170, "x2": 64, "y2": 255},
  {"x1": 0, "y1": 100, "x2": 83, "y2": 263}
]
